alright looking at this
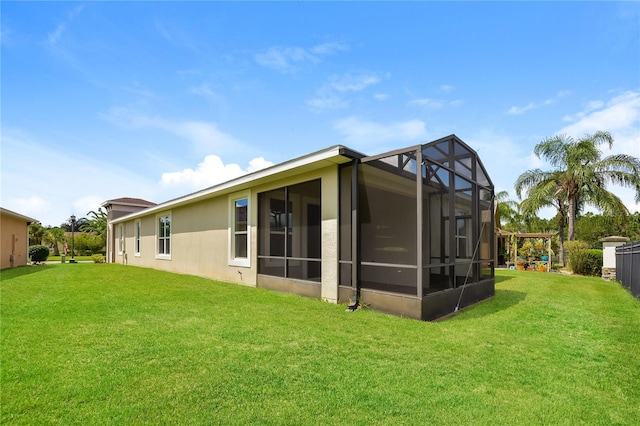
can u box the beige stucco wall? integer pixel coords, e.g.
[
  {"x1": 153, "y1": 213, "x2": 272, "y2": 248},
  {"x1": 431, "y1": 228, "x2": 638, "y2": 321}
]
[
  {"x1": 1, "y1": 213, "x2": 30, "y2": 270},
  {"x1": 112, "y1": 165, "x2": 340, "y2": 302}
]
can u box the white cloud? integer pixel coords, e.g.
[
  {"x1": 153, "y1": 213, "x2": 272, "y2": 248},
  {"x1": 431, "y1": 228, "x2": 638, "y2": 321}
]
[
  {"x1": 506, "y1": 90, "x2": 571, "y2": 115},
  {"x1": 439, "y1": 85, "x2": 455, "y2": 93},
  {"x1": 307, "y1": 94, "x2": 348, "y2": 110},
  {"x1": 73, "y1": 196, "x2": 105, "y2": 217},
  {"x1": 247, "y1": 157, "x2": 274, "y2": 173},
  {"x1": 408, "y1": 97, "x2": 463, "y2": 109},
  {"x1": 0, "y1": 127, "x2": 158, "y2": 227},
  {"x1": 309, "y1": 41, "x2": 348, "y2": 55},
  {"x1": 8, "y1": 196, "x2": 50, "y2": 221},
  {"x1": 328, "y1": 73, "x2": 381, "y2": 92},
  {"x1": 464, "y1": 130, "x2": 539, "y2": 201},
  {"x1": 254, "y1": 42, "x2": 346, "y2": 73},
  {"x1": 46, "y1": 5, "x2": 84, "y2": 46},
  {"x1": 558, "y1": 91, "x2": 639, "y2": 144},
  {"x1": 374, "y1": 93, "x2": 390, "y2": 101},
  {"x1": 101, "y1": 106, "x2": 243, "y2": 155},
  {"x1": 189, "y1": 83, "x2": 220, "y2": 100},
  {"x1": 255, "y1": 46, "x2": 316, "y2": 72},
  {"x1": 507, "y1": 102, "x2": 537, "y2": 115},
  {"x1": 307, "y1": 72, "x2": 384, "y2": 111},
  {"x1": 160, "y1": 155, "x2": 274, "y2": 192},
  {"x1": 334, "y1": 116, "x2": 428, "y2": 151},
  {"x1": 175, "y1": 121, "x2": 240, "y2": 154},
  {"x1": 409, "y1": 98, "x2": 445, "y2": 109},
  {"x1": 557, "y1": 90, "x2": 640, "y2": 213}
]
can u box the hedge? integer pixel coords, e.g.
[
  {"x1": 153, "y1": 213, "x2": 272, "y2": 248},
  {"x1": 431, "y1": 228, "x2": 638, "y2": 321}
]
[{"x1": 28, "y1": 245, "x2": 50, "y2": 263}]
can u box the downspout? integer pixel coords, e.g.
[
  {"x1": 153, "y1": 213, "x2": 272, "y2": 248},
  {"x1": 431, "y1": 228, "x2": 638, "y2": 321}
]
[{"x1": 348, "y1": 159, "x2": 361, "y2": 311}]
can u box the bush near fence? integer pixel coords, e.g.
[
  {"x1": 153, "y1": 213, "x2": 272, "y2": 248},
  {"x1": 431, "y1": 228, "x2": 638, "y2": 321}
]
[{"x1": 566, "y1": 241, "x2": 603, "y2": 277}]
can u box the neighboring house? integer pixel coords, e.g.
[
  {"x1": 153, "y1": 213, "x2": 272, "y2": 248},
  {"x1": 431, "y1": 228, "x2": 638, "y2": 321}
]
[
  {"x1": 104, "y1": 135, "x2": 495, "y2": 320},
  {"x1": 102, "y1": 197, "x2": 157, "y2": 263},
  {"x1": 1, "y1": 207, "x2": 38, "y2": 270}
]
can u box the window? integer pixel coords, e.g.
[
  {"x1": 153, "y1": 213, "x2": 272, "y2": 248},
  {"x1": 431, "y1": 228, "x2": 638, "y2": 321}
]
[
  {"x1": 118, "y1": 224, "x2": 124, "y2": 255},
  {"x1": 258, "y1": 179, "x2": 321, "y2": 281},
  {"x1": 229, "y1": 193, "x2": 250, "y2": 267},
  {"x1": 135, "y1": 220, "x2": 141, "y2": 256},
  {"x1": 157, "y1": 213, "x2": 171, "y2": 258}
]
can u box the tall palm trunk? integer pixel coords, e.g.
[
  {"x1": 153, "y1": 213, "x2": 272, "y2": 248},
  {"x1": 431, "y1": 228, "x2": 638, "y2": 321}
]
[
  {"x1": 567, "y1": 196, "x2": 578, "y2": 241},
  {"x1": 557, "y1": 221, "x2": 566, "y2": 266}
]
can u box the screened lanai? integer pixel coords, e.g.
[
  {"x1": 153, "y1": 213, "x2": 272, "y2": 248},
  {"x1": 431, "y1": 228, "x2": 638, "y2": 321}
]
[{"x1": 338, "y1": 135, "x2": 495, "y2": 320}]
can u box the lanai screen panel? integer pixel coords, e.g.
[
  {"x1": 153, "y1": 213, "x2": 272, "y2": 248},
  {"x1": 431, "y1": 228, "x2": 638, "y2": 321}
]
[
  {"x1": 339, "y1": 165, "x2": 353, "y2": 287},
  {"x1": 423, "y1": 158, "x2": 451, "y2": 293},
  {"x1": 338, "y1": 135, "x2": 494, "y2": 299},
  {"x1": 359, "y1": 152, "x2": 418, "y2": 295},
  {"x1": 421, "y1": 137, "x2": 494, "y2": 294}
]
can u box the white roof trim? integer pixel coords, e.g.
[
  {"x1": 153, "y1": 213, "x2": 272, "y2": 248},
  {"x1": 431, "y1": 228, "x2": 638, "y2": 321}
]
[
  {"x1": 110, "y1": 145, "x2": 360, "y2": 224},
  {"x1": 0, "y1": 207, "x2": 39, "y2": 224}
]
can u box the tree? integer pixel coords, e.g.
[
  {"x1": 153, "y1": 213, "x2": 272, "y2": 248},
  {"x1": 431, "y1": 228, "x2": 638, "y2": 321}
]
[
  {"x1": 43, "y1": 227, "x2": 66, "y2": 256},
  {"x1": 28, "y1": 222, "x2": 45, "y2": 246},
  {"x1": 495, "y1": 191, "x2": 519, "y2": 229},
  {"x1": 81, "y1": 208, "x2": 108, "y2": 242},
  {"x1": 73, "y1": 233, "x2": 105, "y2": 255},
  {"x1": 515, "y1": 131, "x2": 640, "y2": 243},
  {"x1": 516, "y1": 174, "x2": 570, "y2": 265},
  {"x1": 622, "y1": 212, "x2": 640, "y2": 241},
  {"x1": 60, "y1": 217, "x2": 88, "y2": 232}
]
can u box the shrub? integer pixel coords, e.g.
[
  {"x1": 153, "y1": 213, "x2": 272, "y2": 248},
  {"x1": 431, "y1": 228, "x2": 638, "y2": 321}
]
[
  {"x1": 91, "y1": 254, "x2": 105, "y2": 264},
  {"x1": 577, "y1": 249, "x2": 603, "y2": 276},
  {"x1": 73, "y1": 233, "x2": 105, "y2": 255},
  {"x1": 566, "y1": 240, "x2": 602, "y2": 276},
  {"x1": 28, "y1": 245, "x2": 49, "y2": 263}
]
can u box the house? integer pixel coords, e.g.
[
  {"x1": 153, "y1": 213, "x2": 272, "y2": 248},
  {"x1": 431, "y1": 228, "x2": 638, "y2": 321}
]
[
  {"x1": 1, "y1": 207, "x2": 38, "y2": 270},
  {"x1": 104, "y1": 135, "x2": 495, "y2": 320},
  {"x1": 102, "y1": 197, "x2": 157, "y2": 263}
]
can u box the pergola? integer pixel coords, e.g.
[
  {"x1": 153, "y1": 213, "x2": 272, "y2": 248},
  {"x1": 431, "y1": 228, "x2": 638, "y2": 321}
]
[{"x1": 496, "y1": 229, "x2": 554, "y2": 272}]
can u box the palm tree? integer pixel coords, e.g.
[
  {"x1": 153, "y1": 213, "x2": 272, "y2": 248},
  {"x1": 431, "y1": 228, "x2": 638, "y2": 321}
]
[
  {"x1": 28, "y1": 222, "x2": 45, "y2": 246},
  {"x1": 81, "y1": 208, "x2": 108, "y2": 246},
  {"x1": 515, "y1": 131, "x2": 640, "y2": 242},
  {"x1": 516, "y1": 174, "x2": 569, "y2": 265},
  {"x1": 495, "y1": 190, "x2": 518, "y2": 229},
  {"x1": 43, "y1": 227, "x2": 66, "y2": 256}
]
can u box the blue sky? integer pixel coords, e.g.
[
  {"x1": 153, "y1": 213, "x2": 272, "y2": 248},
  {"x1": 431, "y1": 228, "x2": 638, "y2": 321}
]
[{"x1": 2, "y1": 1, "x2": 639, "y2": 227}]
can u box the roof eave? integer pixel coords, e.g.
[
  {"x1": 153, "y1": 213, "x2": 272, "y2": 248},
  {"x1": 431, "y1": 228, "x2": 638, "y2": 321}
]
[
  {"x1": 110, "y1": 145, "x2": 360, "y2": 224},
  {"x1": 0, "y1": 207, "x2": 39, "y2": 224}
]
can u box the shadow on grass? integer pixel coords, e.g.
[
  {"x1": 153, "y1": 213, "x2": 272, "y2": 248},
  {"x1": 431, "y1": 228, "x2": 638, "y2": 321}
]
[
  {"x1": 0, "y1": 264, "x2": 55, "y2": 281},
  {"x1": 494, "y1": 274, "x2": 516, "y2": 284},
  {"x1": 452, "y1": 288, "x2": 527, "y2": 321}
]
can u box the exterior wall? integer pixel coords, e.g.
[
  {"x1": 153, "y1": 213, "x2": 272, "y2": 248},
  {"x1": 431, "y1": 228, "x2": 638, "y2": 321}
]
[
  {"x1": 116, "y1": 195, "x2": 254, "y2": 285},
  {"x1": 111, "y1": 165, "x2": 340, "y2": 301},
  {"x1": 105, "y1": 203, "x2": 155, "y2": 263},
  {"x1": 1, "y1": 213, "x2": 30, "y2": 270},
  {"x1": 253, "y1": 166, "x2": 339, "y2": 301}
]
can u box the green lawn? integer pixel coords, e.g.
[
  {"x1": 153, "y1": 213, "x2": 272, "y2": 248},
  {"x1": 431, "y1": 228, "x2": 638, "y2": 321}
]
[
  {"x1": 2, "y1": 265, "x2": 639, "y2": 425},
  {"x1": 46, "y1": 255, "x2": 94, "y2": 262}
]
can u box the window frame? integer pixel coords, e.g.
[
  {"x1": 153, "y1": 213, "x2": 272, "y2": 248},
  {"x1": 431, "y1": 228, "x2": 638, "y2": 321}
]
[
  {"x1": 134, "y1": 219, "x2": 141, "y2": 257},
  {"x1": 117, "y1": 224, "x2": 124, "y2": 256},
  {"x1": 228, "y1": 191, "x2": 251, "y2": 267},
  {"x1": 156, "y1": 212, "x2": 172, "y2": 260}
]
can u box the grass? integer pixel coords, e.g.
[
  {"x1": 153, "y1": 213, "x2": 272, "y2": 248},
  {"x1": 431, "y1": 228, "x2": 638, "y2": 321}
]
[
  {"x1": 1, "y1": 264, "x2": 639, "y2": 425},
  {"x1": 46, "y1": 255, "x2": 94, "y2": 262}
]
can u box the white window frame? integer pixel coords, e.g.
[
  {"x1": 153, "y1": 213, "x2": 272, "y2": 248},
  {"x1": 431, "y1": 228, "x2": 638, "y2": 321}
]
[
  {"x1": 228, "y1": 191, "x2": 250, "y2": 267},
  {"x1": 156, "y1": 211, "x2": 172, "y2": 260},
  {"x1": 118, "y1": 224, "x2": 124, "y2": 256},
  {"x1": 134, "y1": 219, "x2": 141, "y2": 257}
]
